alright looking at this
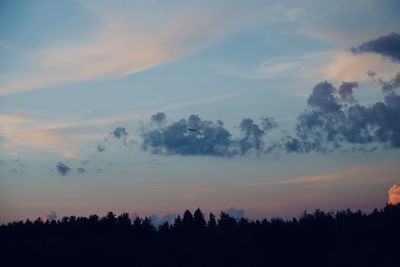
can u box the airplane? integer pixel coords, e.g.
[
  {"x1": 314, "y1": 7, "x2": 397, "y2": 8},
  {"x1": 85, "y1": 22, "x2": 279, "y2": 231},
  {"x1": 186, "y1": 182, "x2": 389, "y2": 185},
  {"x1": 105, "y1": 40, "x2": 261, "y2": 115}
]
[{"x1": 187, "y1": 128, "x2": 197, "y2": 132}]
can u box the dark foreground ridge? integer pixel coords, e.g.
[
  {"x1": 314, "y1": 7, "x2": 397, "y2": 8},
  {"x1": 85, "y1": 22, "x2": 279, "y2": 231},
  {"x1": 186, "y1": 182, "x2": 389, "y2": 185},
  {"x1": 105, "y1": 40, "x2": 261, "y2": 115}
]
[{"x1": 1, "y1": 205, "x2": 399, "y2": 267}]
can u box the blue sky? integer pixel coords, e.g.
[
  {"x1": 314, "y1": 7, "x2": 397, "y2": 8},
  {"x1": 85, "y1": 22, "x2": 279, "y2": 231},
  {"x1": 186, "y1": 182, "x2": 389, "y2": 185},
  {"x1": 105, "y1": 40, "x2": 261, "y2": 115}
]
[{"x1": 1, "y1": 0, "x2": 400, "y2": 223}]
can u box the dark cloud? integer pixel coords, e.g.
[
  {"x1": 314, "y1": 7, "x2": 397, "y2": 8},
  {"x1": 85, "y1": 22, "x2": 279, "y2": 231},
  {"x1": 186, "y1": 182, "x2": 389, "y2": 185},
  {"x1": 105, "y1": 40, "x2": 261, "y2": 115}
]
[
  {"x1": 351, "y1": 32, "x2": 400, "y2": 62},
  {"x1": 275, "y1": 80, "x2": 400, "y2": 153},
  {"x1": 112, "y1": 127, "x2": 128, "y2": 139},
  {"x1": 141, "y1": 114, "x2": 234, "y2": 156},
  {"x1": 238, "y1": 118, "x2": 265, "y2": 154},
  {"x1": 260, "y1": 117, "x2": 278, "y2": 131},
  {"x1": 151, "y1": 112, "x2": 166, "y2": 125},
  {"x1": 56, "y1": 162, "x2": 71, "y2": 176},
  {"x1": 97, "y1": 144, "x2": 106, "y2": 152},
  {"x1": 381, "y1": 72, "x2": 400, "y2": 94},
  {"x1": 307, "y1": 81, "x2": 341, "y2": 112},
  {"x1": 141, "y1": 114, "x2": 278, "y2": 157},
  {"x1": 338, "y1": 81, "x2": 358, "y2": 101},
  {"x1": 77, "y1": 167, "x2": 87, "y2": 174},
  {"x1": 143, "y1": 79, "x2": 400, "y2": 157}
]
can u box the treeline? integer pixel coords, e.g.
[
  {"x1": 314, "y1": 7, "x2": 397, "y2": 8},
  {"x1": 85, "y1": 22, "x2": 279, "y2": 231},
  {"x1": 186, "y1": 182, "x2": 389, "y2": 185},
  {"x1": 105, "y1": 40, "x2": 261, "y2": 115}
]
[{"x1": 1, "y1": 205, "x2": 400, "y2": 267}]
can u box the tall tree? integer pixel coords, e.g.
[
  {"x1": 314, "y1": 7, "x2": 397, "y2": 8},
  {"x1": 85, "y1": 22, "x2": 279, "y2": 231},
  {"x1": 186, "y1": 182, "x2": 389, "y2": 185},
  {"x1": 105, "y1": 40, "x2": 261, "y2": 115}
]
[{"x1": 194, "y1": 208, "x2": 206, "y2": 230}]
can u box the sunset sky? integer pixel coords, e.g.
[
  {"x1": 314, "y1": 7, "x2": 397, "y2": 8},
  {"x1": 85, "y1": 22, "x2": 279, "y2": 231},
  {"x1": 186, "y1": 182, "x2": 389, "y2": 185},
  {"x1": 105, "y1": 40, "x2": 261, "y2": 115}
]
[{"x1": 1, "y1": 0, "x2": 399, "y2": 223}]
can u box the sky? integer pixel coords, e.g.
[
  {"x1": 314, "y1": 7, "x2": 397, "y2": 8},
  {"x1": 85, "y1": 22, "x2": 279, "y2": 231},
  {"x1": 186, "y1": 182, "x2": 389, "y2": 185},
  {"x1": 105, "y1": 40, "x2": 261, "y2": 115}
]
[{"x1": 1, "y1": 0, "x2": 400, "y2": 223}]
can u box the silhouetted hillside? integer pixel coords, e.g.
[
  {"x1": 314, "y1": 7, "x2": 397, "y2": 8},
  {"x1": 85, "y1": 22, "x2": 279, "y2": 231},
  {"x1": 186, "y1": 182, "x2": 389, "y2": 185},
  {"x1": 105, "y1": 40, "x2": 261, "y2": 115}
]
[{"x1": 1, "y1": 205, "x2": 399, "y2": 267}]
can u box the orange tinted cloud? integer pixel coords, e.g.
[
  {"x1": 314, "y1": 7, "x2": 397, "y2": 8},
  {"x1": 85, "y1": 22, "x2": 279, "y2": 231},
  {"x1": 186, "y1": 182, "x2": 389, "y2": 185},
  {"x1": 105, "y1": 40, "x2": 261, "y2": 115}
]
[{"x1": 388, "y1": 184, "x2": 400, "y2": 205}]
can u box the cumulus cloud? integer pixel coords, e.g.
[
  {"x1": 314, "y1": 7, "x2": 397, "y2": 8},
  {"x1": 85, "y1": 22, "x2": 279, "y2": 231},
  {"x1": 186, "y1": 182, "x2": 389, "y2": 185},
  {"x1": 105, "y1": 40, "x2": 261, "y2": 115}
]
[
  {"x1": 274, "y1": 78, "x2": 400, "y2": 153},
  {"x1": 112, "y1": 127, "x2": 128, "y2": 139},
  {"x1": 352, "y1": 32, "x2": 400, "y2": 63},
  {"x1": 141, "y1": 113, "x2": 278, "y2": 157},
  {"x1": 224, "y1": 207, "x2": 245, "y2": 219},
  {"x1": 141, "y1": 114, "x2": 234, "y2": 156},
  {"x1": 381, "y1": 72, "x2": 400, "y2": 94},
  {"x1": 56, "y1": 162, "x2": 71, "y2": 176},
  {"x1": 141, "y1": 77, "x2": 399, "y2": 156},
  {"x1": 388, "y1": 184, "x2": 400, "y2": 205},
  {"x1": 239, "y1": 118, "x2": 265, "y2": 154},
  {"x1": 151, "y1": 112, "x2": 167, "y2": 125},
  {"x1": 43, "y1": 210, "x2": 58, "y2": 222},
  {"x1": 338, "y1": 81, "x2": 358, "y2": 101},
  {"x1": 307, "y1": 81, "x2": 340, "y2": 112},
  {"x1": 110, "y1": 126, "x2": 129, "y2": 146},
  {"x1": 260, "y1": 117, "x2": 278, "y2": 131}
]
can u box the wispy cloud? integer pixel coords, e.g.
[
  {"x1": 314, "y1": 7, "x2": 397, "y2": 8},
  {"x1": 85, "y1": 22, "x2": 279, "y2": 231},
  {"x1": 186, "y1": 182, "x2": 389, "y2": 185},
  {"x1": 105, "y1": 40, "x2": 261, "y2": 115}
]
[
  {"x1": 214, "y1": 59, "x2": 302, "y2": 79},
  {"x1": 0, "y1": 1, "x2": 275, "y2": 95},
  {"x1": 216, "y1": 49, "x2": 398, "y2": 85},
  {"x1": 0, "y1": 113, "x2": 104, "y2": 157},
  {"x1": 276, "y1": 174, "x2": 340, "y2": 185}
]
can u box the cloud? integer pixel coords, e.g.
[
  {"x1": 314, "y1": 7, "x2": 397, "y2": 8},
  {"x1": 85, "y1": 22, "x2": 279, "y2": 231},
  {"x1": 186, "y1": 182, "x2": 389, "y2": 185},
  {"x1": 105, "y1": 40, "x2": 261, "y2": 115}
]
[
  {"x1": 141, "y1": 114, "x2": 234, "y2": 156},
  {"x1": 274, "y1": 78, "x2": 400, "y2": 153},
  {"x1": 77, "y1": 167, "x2": 87, "y2": 174},
  {"x1": 141, "y1": 113, "x2": 278, "y2": 157},
  {"x1": 238, "y1": 118, "x2": 265, "y2": 154},
  {"x1": 110, "y1": 126, "x2": 129, "y2": 146},
  {"x1": 142, "y1": 76, "x2": 400, "y2": 157},
  {"x1": 111, "y1": 127, "x2": 128, "y2": 139},
  {"x1": 0, "y1": 112, "x2": 108, "y2": 157},
  {"x1": 313, "y1": 50, "x2": 399, "y2": 84},
  {"x1": 0, "y1": 93, "x2": 234, "y2": 156},
  {"x1": 56, "y1": 162, "x2": 71, "y2": 176},
  {"x1": 151, "y1": 112, "x2": 167, "y2": 125},
  {"x1": 0, "y1": 1, "x2": 271, "y2": 95},
  {"x1": 43, "y1": 211, "x2": 58, "y2": 222},
  {"x1": 388, "y1": 184, "x2": 400, "y2": 205},
  {"x1": 97, "y1": 144, "x2": 106, "y2": 152},
  {"x1": 217, "y1": 48, "x2": 398, "y2": 86},
  {"x1": 276, "y1": 174, "x2": 340, "y2": 185},
  {"x1": 381, "y1": 72, "x2": 400, "y2": 94},
  {"x1": 307, "y1": 81, "x2": 341, "y2": 112},
  {"x1": 260, "y1": 117, "x2": 278, "y2": 131},
  {"x1": 338, "y1": 81, "x2": 358, "y2": 101},
  {"x1": 224, "y1": 207, "x2": 245, "y2": 219},
  {"x1": 352, "y1": 32, "x2": 400, "y2": 63},
  {"x1": 149, "y1": 213, "x2": 177, "y2": 227},
  {"x1": 214, "y1": 58, "x2": 302, "y2": 79}
]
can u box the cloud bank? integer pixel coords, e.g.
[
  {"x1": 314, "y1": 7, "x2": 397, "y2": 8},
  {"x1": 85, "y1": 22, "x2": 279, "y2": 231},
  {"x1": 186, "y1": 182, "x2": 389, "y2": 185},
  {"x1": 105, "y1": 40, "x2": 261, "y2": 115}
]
[
  {"x1": 275, "y1": 77, "x2": 400, "y2": 153},
  {"x1": 141, "y1": 113, "x2": 277, "y2": 157},
  {"x1": 141, "y1": 73, "x2": 400, "y2": 156}
]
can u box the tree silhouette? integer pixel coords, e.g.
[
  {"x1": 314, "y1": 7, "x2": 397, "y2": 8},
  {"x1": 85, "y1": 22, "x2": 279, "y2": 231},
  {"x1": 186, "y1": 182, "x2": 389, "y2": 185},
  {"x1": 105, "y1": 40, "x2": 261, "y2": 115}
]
[
  {"x1": 1, "y1": 204, "x2": 399, "y2": 267},
  {"x1": 193, "y1": 208, "x2": 206, "y2": 231},
  {"x1": 207, "y1": 212, "x2": 217, "y2": 229}
]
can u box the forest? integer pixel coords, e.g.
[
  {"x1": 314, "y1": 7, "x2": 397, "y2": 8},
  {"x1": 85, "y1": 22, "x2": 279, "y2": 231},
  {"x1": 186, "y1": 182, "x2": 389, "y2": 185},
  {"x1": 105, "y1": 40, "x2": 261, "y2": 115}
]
[{"x1": 1, "y1": 204, "x2": 399, "y2": 267}]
